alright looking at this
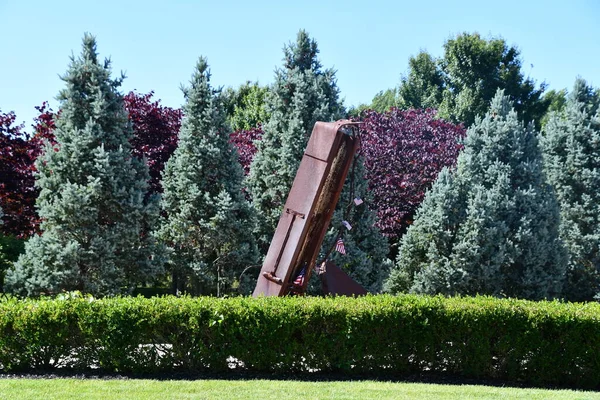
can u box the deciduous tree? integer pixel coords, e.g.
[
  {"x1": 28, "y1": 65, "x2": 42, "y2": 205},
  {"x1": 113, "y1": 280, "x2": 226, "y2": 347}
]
[
  {"x1": 223, "y1": 82, "x2": 269, "y2": 132},
  {"x1": 229, "y1": 126, "x2": 263, "y2": 176},
  {"x1": 359, "y1": 108, "x2": 465, "y2": 246},
  {"x1": 397, "y1": 52, "x2": 444, "y2": 111},
  {"x1": 123, "y1": 91, "x2": 182, "y2": 195},
  {"x1": 0, "y1": 110, "x2": 38, "y2": 237},
  {"x1": 392, "y1": 33, "x2": 548, "y2": 128}
]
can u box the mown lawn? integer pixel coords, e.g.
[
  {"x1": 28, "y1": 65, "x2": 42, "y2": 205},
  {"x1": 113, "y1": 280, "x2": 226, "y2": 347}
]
[{"x1": 0, "y1": 379, "x2": 599, "y2": 399}]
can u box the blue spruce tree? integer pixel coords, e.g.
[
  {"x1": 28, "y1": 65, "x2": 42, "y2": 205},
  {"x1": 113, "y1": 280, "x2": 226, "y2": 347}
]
[
  {"x1": 541, "y1": 78, "x2": 600, "y2": 301},
  {"x1": 247, "y1": 30, "x2": 389, "y2": 292},
  {"x1": 385, "y1": 90, "x2": 566, "y2": 299},
  {"x1": 247, "y1": 30, "x2": 344, "y2": 247},
  {"x1": 323, "y1": 157, "x2": 391, "y2": 292},
  {"x1": 6, "y1": 34, "x2": 163, "y2": 296},
  {"x1": 158, "y1": 58, "x2": 258, "y2": 296}
]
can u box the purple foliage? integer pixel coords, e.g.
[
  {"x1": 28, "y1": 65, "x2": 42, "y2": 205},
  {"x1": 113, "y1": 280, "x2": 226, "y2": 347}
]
[
  {"x1": 359, "y1": 108, "x2": 465, "y2": 240},
  {"x1": 124, "y1": 91, "x2": 183, "y2": 195},
  {"x1": 1, "y1": 93, "x2": 183, "y2": 238},
  {"x1": 229, "y1": 125, "x2": 263, "y2": 175},
  {"x1": 0, "y1": 109, "x2": 40, "y2": 237}
]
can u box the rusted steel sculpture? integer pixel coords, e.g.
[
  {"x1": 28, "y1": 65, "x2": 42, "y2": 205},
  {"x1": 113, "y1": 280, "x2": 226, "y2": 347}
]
[
  {"x1": 253, "y1": 120, "x2": 361, "y2": 297},
  {"x1": 319, "y1": 261, "x2": 368, "y2": 296}
]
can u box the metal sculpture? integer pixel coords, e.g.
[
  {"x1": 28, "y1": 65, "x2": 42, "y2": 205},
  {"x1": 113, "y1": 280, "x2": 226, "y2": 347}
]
[{"x1": 253, "y1": 120, "x2": 362, "y2": 297}]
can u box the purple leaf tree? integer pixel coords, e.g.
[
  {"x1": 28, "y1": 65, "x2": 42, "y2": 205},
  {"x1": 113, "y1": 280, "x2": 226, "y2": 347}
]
[{"x1": 359, "y1": 108, "x2": 465, "y2": 242}]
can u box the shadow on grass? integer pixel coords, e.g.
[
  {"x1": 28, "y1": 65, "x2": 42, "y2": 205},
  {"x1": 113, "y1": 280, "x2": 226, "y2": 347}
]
[{"x1": 1, "y1": 370, "x2": 598, "y2": 392}]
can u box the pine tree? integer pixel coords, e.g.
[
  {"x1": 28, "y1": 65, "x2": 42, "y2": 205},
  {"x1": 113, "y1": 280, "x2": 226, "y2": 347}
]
[
  {"x1": 6, "y1": 34, "x2": 163, "y2": 296},
  {"x1": 541, "y1": 78, "x2": 600, "y2": 301},
  {"x1": 385, "y1": 90, "x2": 566, "y2": 300},
  {"x1": 247, "y1": 30, "x2": 344, "y2": 248},
  {"x1": 158, "y1": 57, "x2": 258, "y2": 296}
]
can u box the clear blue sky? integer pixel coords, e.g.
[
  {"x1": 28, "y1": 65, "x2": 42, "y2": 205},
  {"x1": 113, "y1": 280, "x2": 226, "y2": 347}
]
[{"x1": 1, "y1": 0, "x2": 598, "y2": 130}]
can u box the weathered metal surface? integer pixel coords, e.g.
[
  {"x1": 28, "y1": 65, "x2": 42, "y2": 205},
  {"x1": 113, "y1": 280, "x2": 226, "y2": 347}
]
[
  {"x1": 254, "y1": 157, "x2": 328, "y2": 296},
  {"x1": 253, "y1": 120, "x2": 359, "y2": 297},
  {"x1": 319, "y1": 261, "x2": 367, "y2": 296},
  {"x1": 290, "y1": 132, "x2": 358, "y2": 293}
]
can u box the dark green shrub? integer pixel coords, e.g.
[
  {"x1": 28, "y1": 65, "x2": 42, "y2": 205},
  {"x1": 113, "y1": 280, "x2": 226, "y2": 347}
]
[
  {"x1": 0, "y1": 235, "x2": 25, "y2": 291},
  {"x1": 0, "y1": 295, "x2": 598, "y2": 388}
]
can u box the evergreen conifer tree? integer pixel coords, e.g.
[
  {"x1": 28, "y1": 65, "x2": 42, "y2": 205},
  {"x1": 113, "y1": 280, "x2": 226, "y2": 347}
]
[
  {"x1": 158, "y1": 57, "x2": 258, "y2": 296},
  {"x1": 247, "y1": 31, "x2": 389, "y2": 292},
  {"x1": 385, "y1": 90, "x2": 566, "y2": 300},
  {"x1": 541, "y1": 78, "x2": 600, "y2": 301},
  {"x1": 6, "y1": 34, "x2": 163, "y2": 296},
  {"x1": 247, "y1": 30, "x2": 344, "y2": 247}
]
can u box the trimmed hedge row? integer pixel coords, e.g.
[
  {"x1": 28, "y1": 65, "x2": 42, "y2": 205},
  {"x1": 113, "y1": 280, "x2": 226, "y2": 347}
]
[{"x1": 0, "y1": 295, "x2": 599, "y2": 388}]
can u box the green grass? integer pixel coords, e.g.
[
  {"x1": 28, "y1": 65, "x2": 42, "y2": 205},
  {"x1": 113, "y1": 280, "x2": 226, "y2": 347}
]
[{"x1": 0, "y1": 379, "x2": 599, "y2": 399}]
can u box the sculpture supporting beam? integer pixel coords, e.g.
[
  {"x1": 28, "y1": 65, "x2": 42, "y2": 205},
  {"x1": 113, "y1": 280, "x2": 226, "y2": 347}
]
[{"x1": 253, "y1": 120, "x2": 359, "y2": 297}]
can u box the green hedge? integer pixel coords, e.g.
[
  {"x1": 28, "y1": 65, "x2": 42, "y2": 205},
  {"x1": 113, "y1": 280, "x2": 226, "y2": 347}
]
[{"x1": 0, "y1": 295, "x2": 599, "y2": 388}]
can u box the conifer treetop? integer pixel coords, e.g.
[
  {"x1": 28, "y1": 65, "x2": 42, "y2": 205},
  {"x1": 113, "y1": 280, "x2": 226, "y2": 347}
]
[
  {"x1": 55, "y1": 33, "x2": 129, "y2": 150},
  {"x1": 181, "y1": 57, "x2": 211, "y2": 112},
  {"x1": 158, "y1": 56, "x2": 257, "y2": 296},
  {"x1": 568, "y1": 77, "x2": 600, "y2": 116},
  {"x1": 283, "y1": 30, "x2": 321, "y2": 72},
  {"x1": 6, "y1": 34, "x2": 162, "y2": 296},
  {"x1": 488, "y1": 90, "x2": 513, "y2": 118}
]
